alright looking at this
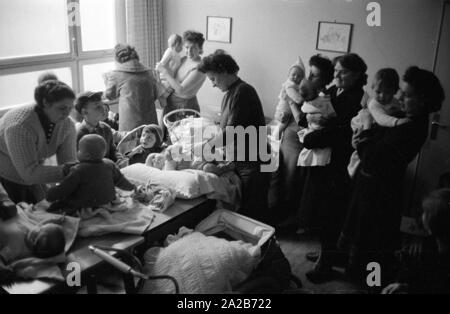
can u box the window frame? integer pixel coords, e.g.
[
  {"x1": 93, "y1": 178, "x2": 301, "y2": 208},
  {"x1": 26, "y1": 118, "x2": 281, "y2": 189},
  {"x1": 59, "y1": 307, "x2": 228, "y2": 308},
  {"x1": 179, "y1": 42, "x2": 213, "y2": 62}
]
[{"x1": 0, "y1": 0, "x2": 126, "y2": 115}]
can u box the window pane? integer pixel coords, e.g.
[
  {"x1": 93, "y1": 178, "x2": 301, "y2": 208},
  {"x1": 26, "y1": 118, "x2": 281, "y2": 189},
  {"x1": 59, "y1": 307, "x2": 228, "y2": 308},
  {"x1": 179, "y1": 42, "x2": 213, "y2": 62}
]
[
  {"x1": 0, "y1": 0, "x2": 70, "y2": 60},
  {"x1": 79, "y1": 0, "x2": 117, "y2": 52},
  {"x1": 82, "y1": 61, "x2": 115, "y2": 92},
  {"x1": 0, "y1": 68, "x2": 72, "y2": 109}
]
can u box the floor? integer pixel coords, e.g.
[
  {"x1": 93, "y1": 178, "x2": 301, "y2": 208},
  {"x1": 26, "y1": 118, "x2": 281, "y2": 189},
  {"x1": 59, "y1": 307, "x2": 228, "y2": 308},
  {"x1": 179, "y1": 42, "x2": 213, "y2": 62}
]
[
  {"x1": 277, "y1": 234, "x2": 366, "y2": 294},
  {"x1": 78, "y1": 234, "x2": 365, "y2": 294}
]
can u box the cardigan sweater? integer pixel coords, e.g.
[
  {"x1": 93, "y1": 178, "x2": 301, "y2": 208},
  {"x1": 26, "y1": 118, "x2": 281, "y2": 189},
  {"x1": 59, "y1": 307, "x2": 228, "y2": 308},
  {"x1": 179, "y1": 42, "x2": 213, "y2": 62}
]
[{"x1": 0, "y1": 105, "x2": 77, "y2": 185}]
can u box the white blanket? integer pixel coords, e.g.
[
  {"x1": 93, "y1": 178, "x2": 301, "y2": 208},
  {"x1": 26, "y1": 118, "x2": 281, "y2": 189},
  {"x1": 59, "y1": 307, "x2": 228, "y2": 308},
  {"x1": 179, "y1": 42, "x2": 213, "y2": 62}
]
[
  {"x1": 142, "y1": 228, "x2": 260, "y2": 294},
  {"x1": 5, "y1": 204, "x2": 79, "y2": 281}
]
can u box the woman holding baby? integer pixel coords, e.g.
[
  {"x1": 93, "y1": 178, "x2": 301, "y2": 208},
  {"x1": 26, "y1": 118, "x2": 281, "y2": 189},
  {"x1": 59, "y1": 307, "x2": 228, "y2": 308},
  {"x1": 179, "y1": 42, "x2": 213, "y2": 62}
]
[
  {"x1": 338, "y1": 66, "x2": 445, "y2": 284},
  {"x1": 297, "y1": 53, "x2": 368, "y2": 282},
  {"x1": 156, "y1": 31, "x2": 207, "y2": 128}
]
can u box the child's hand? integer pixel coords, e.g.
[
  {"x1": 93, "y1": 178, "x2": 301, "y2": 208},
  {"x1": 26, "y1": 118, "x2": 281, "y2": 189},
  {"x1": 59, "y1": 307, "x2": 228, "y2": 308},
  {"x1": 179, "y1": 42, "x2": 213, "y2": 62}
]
[{"x1": 155, "y1": 62, "x2": 168, "y2": 74}]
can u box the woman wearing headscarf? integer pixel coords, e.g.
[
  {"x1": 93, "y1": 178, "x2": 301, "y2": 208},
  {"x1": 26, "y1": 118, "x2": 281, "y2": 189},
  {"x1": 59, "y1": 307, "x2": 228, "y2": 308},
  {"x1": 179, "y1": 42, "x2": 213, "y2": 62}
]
[{"x1": 104, "y1": 44, "x2": 159, "y2": 131}]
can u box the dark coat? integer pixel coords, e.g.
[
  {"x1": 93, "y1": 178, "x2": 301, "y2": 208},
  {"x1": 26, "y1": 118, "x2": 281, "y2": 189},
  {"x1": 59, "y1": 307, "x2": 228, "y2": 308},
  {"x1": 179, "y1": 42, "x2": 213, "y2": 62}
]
[
  {"x1": 297, "y1": 86, "x2": 364, "y2": 232},
  {"x1": 339, "y1": 115, "x2": 429, "y2": 278}
]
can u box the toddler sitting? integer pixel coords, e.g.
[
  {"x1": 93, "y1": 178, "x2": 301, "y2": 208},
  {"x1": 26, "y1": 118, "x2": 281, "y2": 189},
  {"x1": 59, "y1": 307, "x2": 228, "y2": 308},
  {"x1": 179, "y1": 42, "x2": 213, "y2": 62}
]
[
  {"x1": 273, "y1": 57, "x2": 305, "y2": 140},
  {"x1": 127, "y1": 124, "x2": 165, "y2": 165},
  {"x1": 146, "y1": 145, "x2": 234, "y2": 176},
  {"x1": 348, "y1": 68, "x2": 409, "y2": 177},
  {"x1": 297, "y1": 79, "x2": 336, "y2": 166},
  {"x1": 46, "y1": 134, "x2": 137, "y2": 214}
]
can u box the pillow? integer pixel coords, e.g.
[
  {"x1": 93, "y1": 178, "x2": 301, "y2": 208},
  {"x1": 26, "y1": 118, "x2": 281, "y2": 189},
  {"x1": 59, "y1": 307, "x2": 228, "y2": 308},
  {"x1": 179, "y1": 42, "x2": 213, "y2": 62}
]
[{"x1": 121, "y1": 163, "x2": 202, "y2": 199}]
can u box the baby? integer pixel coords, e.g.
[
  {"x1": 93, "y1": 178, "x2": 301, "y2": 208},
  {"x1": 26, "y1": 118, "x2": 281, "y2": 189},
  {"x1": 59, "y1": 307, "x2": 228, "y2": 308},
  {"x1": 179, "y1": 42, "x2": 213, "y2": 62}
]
[
  {"x1": 348, "y1": 68, "x2": 409, "y2": 177},
  {"x1": 156, "y1": 34, "x2": 183, "y2": 108},
  {"x1": 46, "y1": 134, "x2": 136, "y2": 214},
  {"x1": 297, "y1": 79, "x2": 336, "y2": 167},
  {"x1": 146, "y1": 145, "x2": 234, "y2": 176},
  {"x1": 273, "y1": 57, "x2": 306, "y2": 140},
  {"x1": 127, "y1": 124, "x2": 165, "y2": 165},
  {"x1": 0, "y1": 220, "x2": 65, "y2": 263}
]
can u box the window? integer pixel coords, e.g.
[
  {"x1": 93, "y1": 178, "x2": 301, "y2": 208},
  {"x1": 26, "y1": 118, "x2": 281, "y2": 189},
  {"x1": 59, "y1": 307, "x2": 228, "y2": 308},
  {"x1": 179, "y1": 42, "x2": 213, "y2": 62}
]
[{"x1": 0, "y1": 0, "x2": 126, "y2": 112}]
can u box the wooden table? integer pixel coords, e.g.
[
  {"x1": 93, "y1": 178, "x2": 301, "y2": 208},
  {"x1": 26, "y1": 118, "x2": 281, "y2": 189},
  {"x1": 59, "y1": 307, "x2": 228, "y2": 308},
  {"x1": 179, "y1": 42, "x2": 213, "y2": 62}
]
[{"x1": 2, "y1": 196, "x2": 216, "y2": 294}]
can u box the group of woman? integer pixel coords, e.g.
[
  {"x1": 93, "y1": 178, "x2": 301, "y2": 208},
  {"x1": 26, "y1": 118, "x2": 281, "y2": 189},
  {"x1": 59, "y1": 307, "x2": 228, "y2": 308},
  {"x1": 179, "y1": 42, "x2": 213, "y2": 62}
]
[
  {"x1": 271, "y1": 53, "x2": 445, "y2": 284},
  {"x1": 0, "y1": 28, "x2": 446, "y2": 287}
]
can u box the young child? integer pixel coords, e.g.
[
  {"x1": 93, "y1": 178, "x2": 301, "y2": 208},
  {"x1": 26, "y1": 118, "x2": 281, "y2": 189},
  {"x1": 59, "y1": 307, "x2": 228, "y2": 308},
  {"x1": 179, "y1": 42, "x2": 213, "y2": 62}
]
[
  {"x1": 75, "y1": 91, "x2": 122, "y2": 164},
  {"x1": 347, "y1": 68, "x2": 409, "y2": 177},
  {"x1": 146, "y1": 145, "x2": 234, "y2": 176},
  {"x1": 127, "y1": 124, "x2": 165, "y2": 165},
  {"x1": 297, "y1": 79, "x2": 336, "y2": 166},
  {"x1": 382, "y1": 188, "x2": 450, "y2": 294},
  {"x1": 155, "y1": 34, "x2": 183, "y2": 108},
  {"x1": 273, "y1": 57, "x2": 306, "y2": 140},
  {"x1": 46, "y1": 134, "x2": 136, "y2": 214}
]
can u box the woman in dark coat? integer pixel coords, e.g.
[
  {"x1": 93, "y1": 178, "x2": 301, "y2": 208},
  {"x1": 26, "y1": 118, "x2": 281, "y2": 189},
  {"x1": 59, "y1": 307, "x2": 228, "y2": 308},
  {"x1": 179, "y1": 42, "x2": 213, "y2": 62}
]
[
  {"x1": 270, "y1": 55, "x2": 334, "y2": 228},
  {"x1": 339, "y1": 66, "x2": 445, "y2": 285},
  {"x1": 301, "y1": 53, "x2": 368, "y2": 282}
]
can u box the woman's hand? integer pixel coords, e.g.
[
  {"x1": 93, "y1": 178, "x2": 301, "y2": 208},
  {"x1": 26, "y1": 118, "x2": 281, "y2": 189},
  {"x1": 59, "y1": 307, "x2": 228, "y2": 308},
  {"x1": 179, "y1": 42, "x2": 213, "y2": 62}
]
[
  {"x1": 351, "y1": 128, "x2": 372, "y2": 149},
  {"x1": 62, "y1": 162, "x2": 79, "y2": 176},
  {"x1": 381, "y1": 283, "x2": 409, "y2": 294}
]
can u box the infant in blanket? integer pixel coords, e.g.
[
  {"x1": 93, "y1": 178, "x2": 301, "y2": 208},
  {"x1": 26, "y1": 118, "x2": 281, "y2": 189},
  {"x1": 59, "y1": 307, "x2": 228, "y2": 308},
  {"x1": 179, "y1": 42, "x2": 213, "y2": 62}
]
[
  {"x1": 46, "y1": 134, "x2": 140, "y2": 214},
  {"x1": 145, "y1": 144, "x2": 234, "y2": 176},
  {"x1": 0, "y1": 214, "x2": 65, "y2": 284},
  {"x1": 297, "y1": 79, "x2": 336, "y2": 167}
]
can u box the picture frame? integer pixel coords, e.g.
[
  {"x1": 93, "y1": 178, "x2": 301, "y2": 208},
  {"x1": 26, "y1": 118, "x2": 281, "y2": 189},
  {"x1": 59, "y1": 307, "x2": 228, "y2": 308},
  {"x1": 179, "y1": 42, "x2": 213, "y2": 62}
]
[
  {"x1": 206, "y1": 16, "x2": 232, "y2": 43},
  {"x1": 316, "y1": 21, "x2": 353, "y2": 53}
]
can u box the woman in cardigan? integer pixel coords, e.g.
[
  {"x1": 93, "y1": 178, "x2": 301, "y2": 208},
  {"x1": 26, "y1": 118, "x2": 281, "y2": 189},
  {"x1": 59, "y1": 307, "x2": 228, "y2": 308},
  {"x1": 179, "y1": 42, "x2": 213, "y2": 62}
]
[
  {"x1": 156, "y1": 31, "x2": 207, "y2": 132},
  {"x1": 104, "y1": 44, "x2": 159, "y2": 131},
  {"x1": 0, "y1": 80, "x2": 78, "y2": 204},
  {"x1": 338, "y1": 66, "x2": 445, "y2": 285},
  {"x1": 301, "y1": 53, "x2": 368, "y2": 282}
]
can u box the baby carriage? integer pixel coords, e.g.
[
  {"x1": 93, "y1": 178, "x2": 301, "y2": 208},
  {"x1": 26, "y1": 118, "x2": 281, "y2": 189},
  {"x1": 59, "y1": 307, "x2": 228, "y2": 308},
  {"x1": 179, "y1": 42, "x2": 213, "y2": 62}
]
[{"x1": 90, "y1": 209, "x2": 301, "y2": 294}]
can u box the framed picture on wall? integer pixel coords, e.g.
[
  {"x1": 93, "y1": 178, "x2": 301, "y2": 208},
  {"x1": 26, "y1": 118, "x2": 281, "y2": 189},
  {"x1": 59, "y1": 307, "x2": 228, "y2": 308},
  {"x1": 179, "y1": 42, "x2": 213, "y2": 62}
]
[
  {"x1": 206, "y1": 16, "x2": 232, "y2": 43},
  {"x1": 316, "y1": 21, "x2": 353, "y2": 53}
]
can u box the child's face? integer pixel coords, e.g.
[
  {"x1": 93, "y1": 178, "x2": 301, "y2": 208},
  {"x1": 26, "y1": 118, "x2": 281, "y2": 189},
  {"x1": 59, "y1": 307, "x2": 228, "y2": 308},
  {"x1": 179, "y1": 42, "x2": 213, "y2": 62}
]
[
  {"x1": 82, "y1": 100, "x2": 105, "y2": 125},
  {"x1": 289, "y1": 67, "x2": 304, "y2": 85},
  {"x1": 373, "y1": 80, "x2": 396, "y2": 106},
  {"x1": 140, "y1": 131, "x2": 157, "y2": 149},
  {"x1": 174, "y1": 41, "x2": 183, "y2": 53}
]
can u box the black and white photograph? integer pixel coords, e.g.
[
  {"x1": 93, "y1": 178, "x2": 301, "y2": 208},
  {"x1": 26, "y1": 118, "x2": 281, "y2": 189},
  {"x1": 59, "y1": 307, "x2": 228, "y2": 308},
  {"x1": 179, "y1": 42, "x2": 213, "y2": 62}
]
[{"x1": 0, "y1": 0, "x2": 449, "y2": 299}]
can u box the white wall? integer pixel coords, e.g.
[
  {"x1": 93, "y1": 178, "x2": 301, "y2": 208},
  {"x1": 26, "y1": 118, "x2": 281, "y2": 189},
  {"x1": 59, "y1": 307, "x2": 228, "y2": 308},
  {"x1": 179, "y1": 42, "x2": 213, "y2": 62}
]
[{"x1": 163, "y1": 0, "x2": 443, "y2": 118}]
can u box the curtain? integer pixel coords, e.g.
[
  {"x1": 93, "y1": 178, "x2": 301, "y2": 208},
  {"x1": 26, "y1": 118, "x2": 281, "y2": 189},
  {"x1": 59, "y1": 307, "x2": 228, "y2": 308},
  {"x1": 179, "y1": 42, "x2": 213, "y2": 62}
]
[{"x1": 125, "y1": 0, "x2": 164, "y2": 68}]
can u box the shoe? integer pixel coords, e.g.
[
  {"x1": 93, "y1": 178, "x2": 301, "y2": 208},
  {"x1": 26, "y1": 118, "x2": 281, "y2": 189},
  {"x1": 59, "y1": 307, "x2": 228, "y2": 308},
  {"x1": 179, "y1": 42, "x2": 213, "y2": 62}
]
[
  {"x1": 305, "y1": 263, "x2": 335, "y2": 284},
  {"x1": 305, "y1": 251, "x2": 319, "y2": 262}
]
